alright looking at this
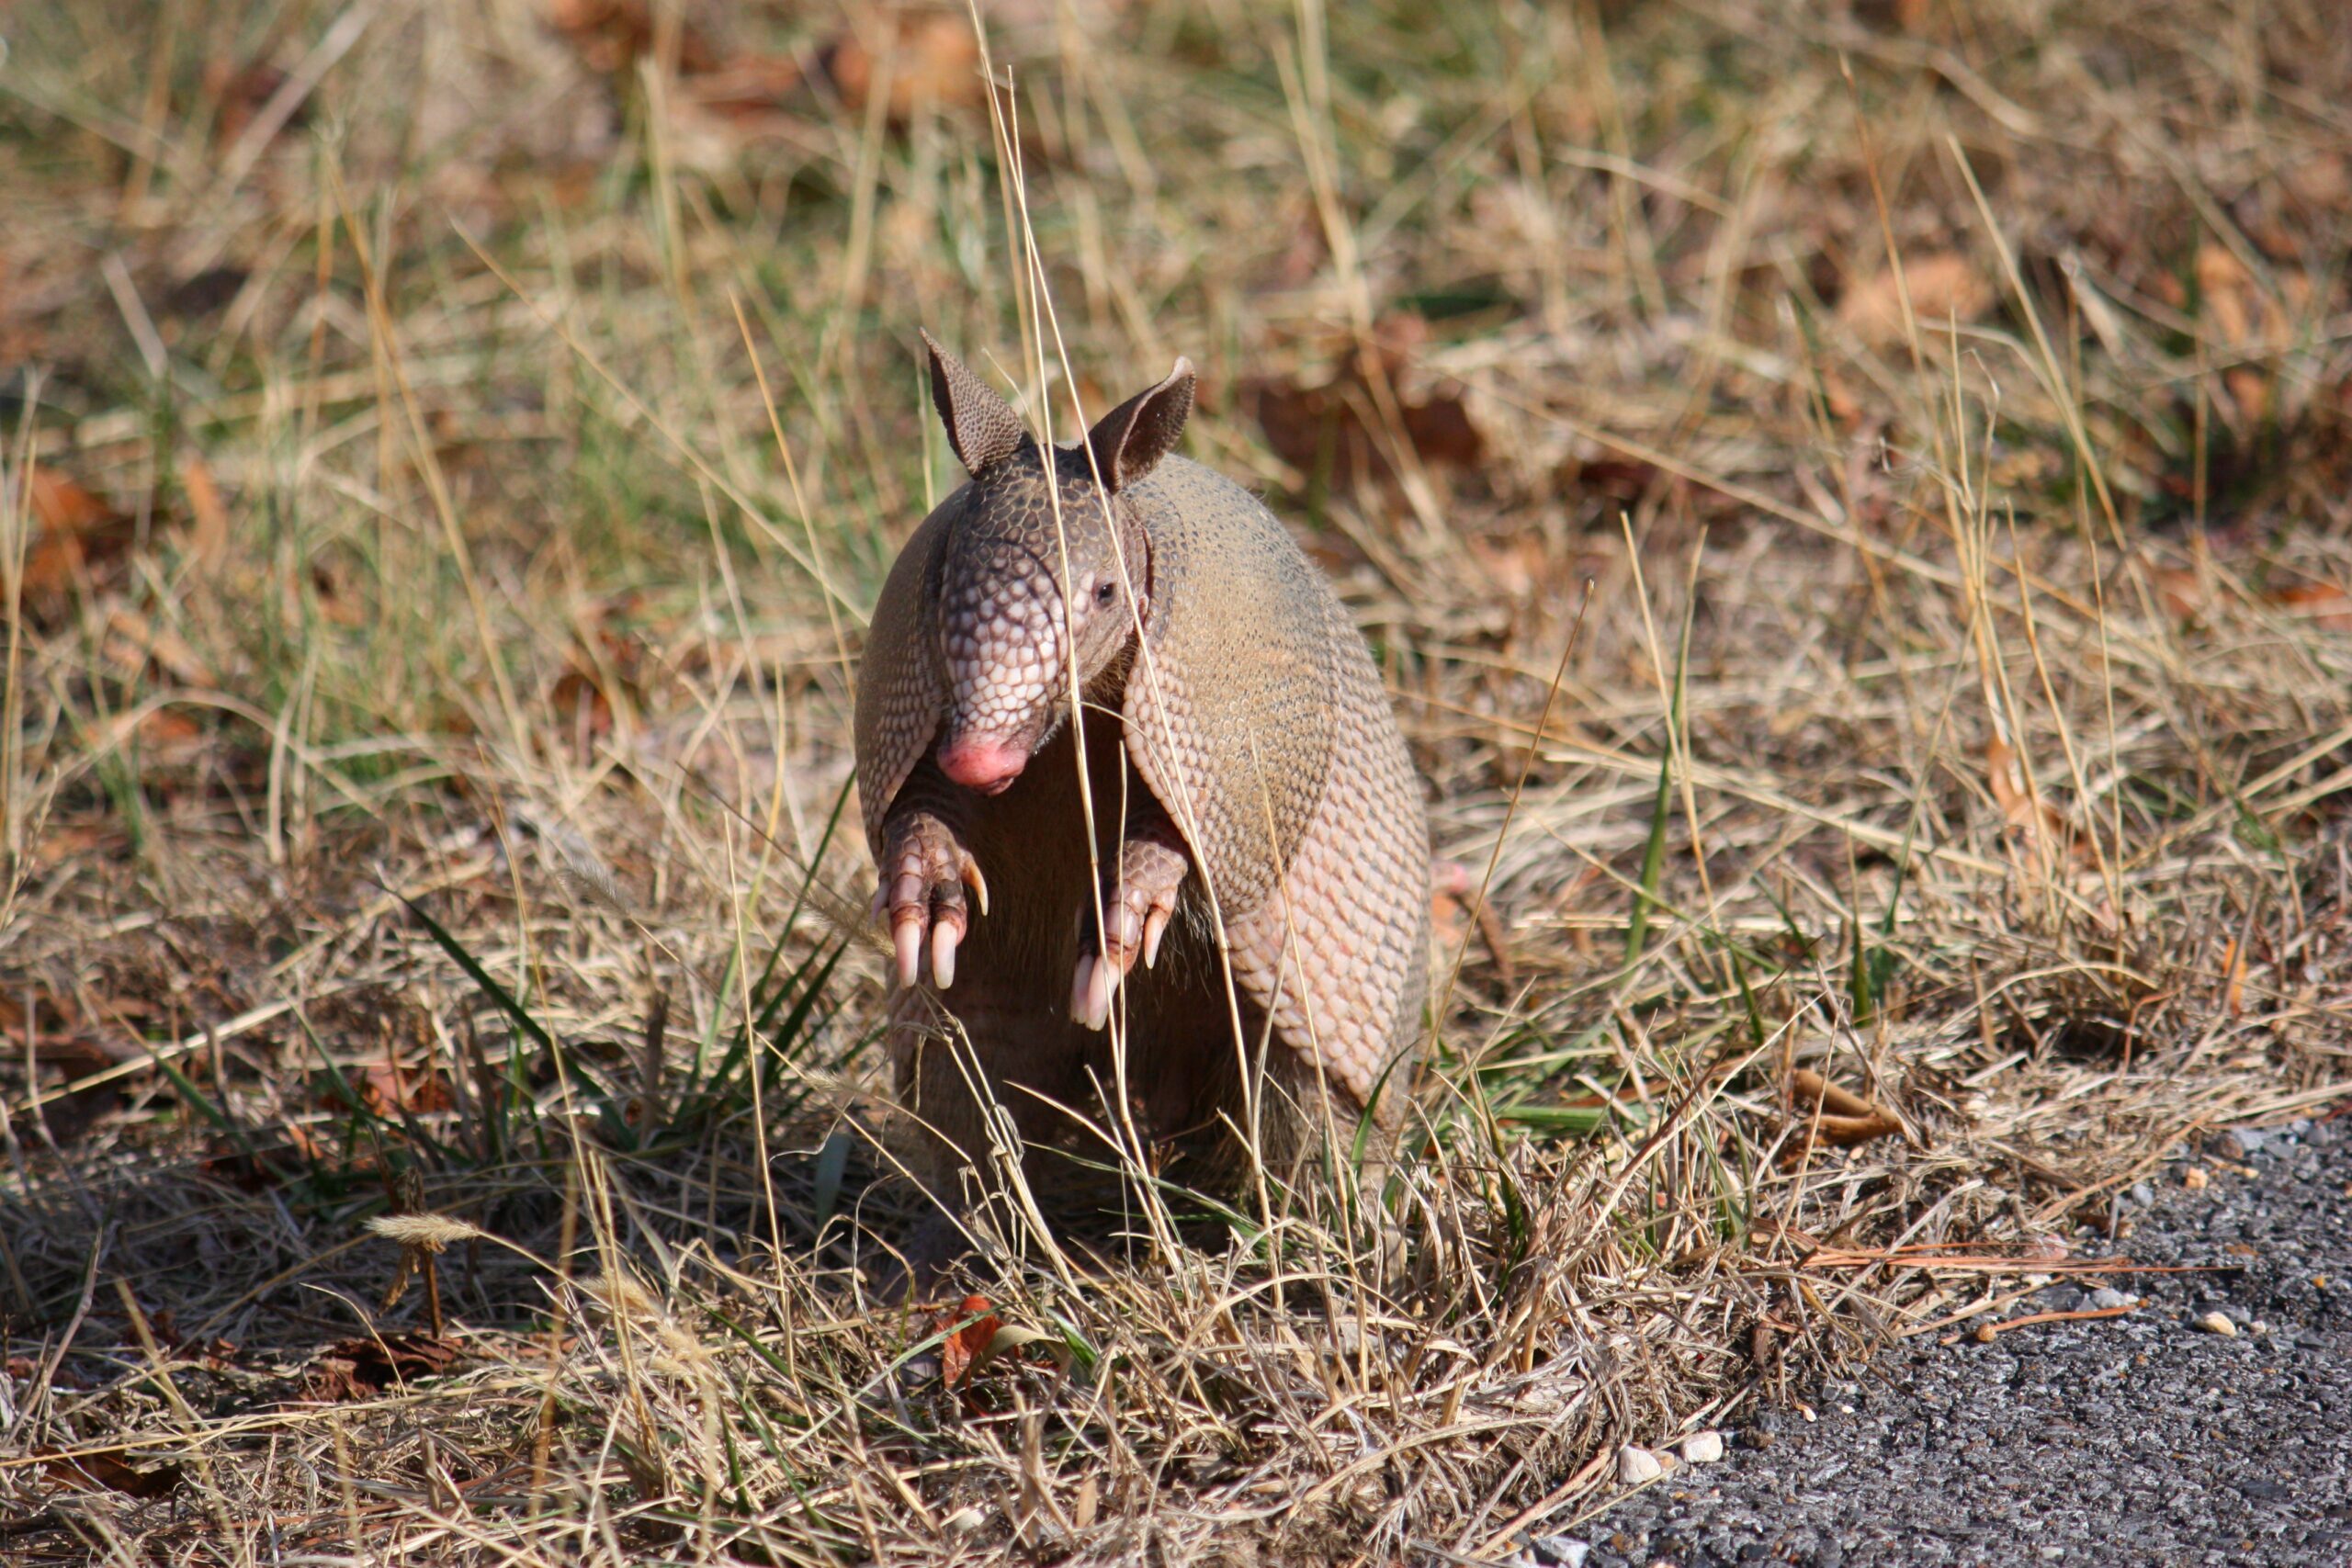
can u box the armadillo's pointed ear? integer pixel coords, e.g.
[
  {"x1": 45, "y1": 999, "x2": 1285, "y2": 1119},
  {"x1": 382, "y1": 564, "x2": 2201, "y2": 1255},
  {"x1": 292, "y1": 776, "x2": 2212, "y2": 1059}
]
[
  {"x1": 921, "y1": 330, "x2": 1030, "y2": 479},
  {"x1": 1086, "y1": 356, "x2": 1195, "y2": 493}
]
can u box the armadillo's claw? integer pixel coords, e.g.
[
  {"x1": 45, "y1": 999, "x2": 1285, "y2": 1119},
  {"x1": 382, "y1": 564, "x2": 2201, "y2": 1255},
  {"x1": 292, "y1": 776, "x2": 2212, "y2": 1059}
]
[
  {"x1": 1071, "y1": 953, "x2": 1117, "y2": 1032},
  {"x1": 931, "y1": 919, "x2": 959, "y2": 990},
  {"x1": 894, "y1": 917, "x2": 925, "y2": 990},
  {"x1": 877, "y1": 810, "x2": 978, "y2": 993},
  {"x1": 1076, "y1": 831, "x2": 1190, "y2": 1016}
]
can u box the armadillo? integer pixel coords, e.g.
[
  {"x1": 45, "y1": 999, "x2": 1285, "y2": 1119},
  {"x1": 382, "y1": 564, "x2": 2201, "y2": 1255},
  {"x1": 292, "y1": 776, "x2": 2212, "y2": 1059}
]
[{"x1": 854, "y1": 333, "x2": 1430, "y2": 1250}]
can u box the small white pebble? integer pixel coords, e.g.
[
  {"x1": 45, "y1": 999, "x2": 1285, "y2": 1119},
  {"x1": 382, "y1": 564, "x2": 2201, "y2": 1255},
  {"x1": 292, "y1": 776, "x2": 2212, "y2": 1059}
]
[
  {"x1": 1618, "y1": 1444, "x2": 1667, "y2": 1485},
  {"x1": 1680, "y1": 1429, "x2": 1726, "y2": 1464},
  {"x1": 2195, "y1": 1311, "x2": 2237, "y2": 1337},
  {"x1": 943, "y1": 1505, "x2": 988, "y2": 1536},
  {"x1": 2087, "y1": 1287, "x2": 2136, "y2": 1311}
]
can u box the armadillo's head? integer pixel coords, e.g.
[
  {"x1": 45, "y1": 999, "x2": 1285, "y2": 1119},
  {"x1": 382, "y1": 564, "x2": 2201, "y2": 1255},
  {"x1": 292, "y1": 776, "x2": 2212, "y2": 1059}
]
[{"x1": 918, "y1": 333, "x2": 1195, "y2": 795}]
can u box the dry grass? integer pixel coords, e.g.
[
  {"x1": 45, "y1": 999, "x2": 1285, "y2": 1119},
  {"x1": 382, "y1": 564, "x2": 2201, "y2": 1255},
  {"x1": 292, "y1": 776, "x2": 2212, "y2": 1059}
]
[{"x1": 4, "y1": 0, "x2": 2351, "y2": 1562}]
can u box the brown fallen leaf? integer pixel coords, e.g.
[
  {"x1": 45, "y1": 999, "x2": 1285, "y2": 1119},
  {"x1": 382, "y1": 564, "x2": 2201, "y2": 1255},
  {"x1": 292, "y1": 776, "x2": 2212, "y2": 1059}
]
[
  {"x1": 2267, "y1": 581, "x2": 2352, "y2": 631},
  {"x1": 296, "y1": 1332, "x2": 461, "y2": 1403},
  {"x1": 547, "y1": 0, "x2": 718, "y2": 75},
  {"x1": 1784, "y1": 1067, "x2": 1903, "y2": 1152},
  {"x1": 682, "y1": 56, "x2": 806, "y2": 122},
  {"x1": 822, "y1": 10, "x2": 985, "y2": 119},
  {"x1": 20, "y1": 465, "x2": 137, "y2": 609},
  {"x1": 1837, "y1": 251, "x2": 1992, "y2": 345},
  {"x1": 2153, "y1": 563, "x2": 2213, "y2": 623},
  {"x1": 1243, "y1": 316, "x2": 1485, "y2": 491},
  {"x1": 2194, "y1": 244, "x2": 2318, "y2": 424},
  {"x1": 40, "y1": 1449, "x2": 184, "y2": 1499},
  {"x1": 1986, "y1": 737, "x2": 2093, "y2": 893},
  {"x1": 199, "y1": 48, "x2": 320, "y2": 152},
  {"x1": 360, "y1": 1061, "x2": 455, "y2": 1118},
  {"x1": 86, "y1": 707, "x2": 209, "y2": 766},
  {"x1": 177, "y1": 454, "x2": 230, "y2": 572},
  {"x1": 2219, "y1": 937, "x2": 2248, "y2": 1018},
  {"x1": 105, "y1": 606, "x2": 218, "y2": 688},
  {"x1": 935, "y1": 1293, "x2": 1000, "y2": 1389}
]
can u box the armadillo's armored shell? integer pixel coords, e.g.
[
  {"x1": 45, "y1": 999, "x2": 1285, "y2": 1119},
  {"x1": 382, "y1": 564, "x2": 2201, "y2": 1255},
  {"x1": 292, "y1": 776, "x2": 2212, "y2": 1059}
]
[
  {"x1": 1119, "y1": 461, "x2": 1336, "y2": 910},
  {"x1": 854, "y1": 498, "x2": 955, "y2": 857},
  {"x1": 1122, "y1": 457, "x2": 1430, "y2": 1115}
]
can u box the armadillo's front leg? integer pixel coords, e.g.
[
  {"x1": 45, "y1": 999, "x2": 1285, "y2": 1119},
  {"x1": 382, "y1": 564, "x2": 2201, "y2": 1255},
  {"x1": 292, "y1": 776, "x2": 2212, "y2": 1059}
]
[
  {"x1": 873, "y1": 772, "x2": 989, "y2": 990},
  {"x1": 1072, "y1": 805, "x2": 1190, "y2": 1030}
]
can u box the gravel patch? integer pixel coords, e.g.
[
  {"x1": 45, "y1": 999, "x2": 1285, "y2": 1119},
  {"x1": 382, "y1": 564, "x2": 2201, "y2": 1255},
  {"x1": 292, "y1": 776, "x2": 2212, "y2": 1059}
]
[{"x1": 1523, "y1": 1112, "x2": 2352, "y2": 1568}]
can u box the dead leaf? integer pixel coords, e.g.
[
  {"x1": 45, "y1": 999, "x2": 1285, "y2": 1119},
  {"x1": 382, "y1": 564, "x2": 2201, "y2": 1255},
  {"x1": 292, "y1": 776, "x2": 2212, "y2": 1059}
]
[
  {"x1": 1786, "y1": 1068, "x2": 1903, "y2": 1149},
  {"x1": 1789, "y1": 1068, "x2": 1878, "y2": 1120},
  {"x1": 32, "y1": 821, "x2": 125, "y2": 867},
  {"x1": 105, "y1": 606, "x2": 218, "y2": 688},
  {"x1": 2267, "y1": 581, "x2": 2352, "y2": 630},
  {"x1": 683, "y1": 56, "x2": 806, "y2": 122},
  {"x1": 1986, "y1": 737, "x2": 2093, "y2": 892},
  {"x1": 2153, "y1": 563, "x2": 2212, "y2": 623},
  {"x1": 2219, "y1": 937, "x2": 2248, "y2": 1018},
  {"x1": 822, "y1": 10, "x2": 984, "y2": 119},
  {"x1": 935, "y1": 1294, "x2": 999, "y2": 1389},
  {"x1": 202, "y1": 56, "x2": 310, "y2": 150},
  {"x1": 2194, "y1": 245, "x2": 2317, "y2": 424},
  {"x1": 296, "y1": 1332, "x2": 461, "y2": 1403},
  {"x1": 1243, "y1": 317, "x2": 1486, "y2": 491},
  {"x1": 20, "y1": 465, "x2": 136, "y2": 608},
  {"x1": 177, "y1": 454, "x2": 230, "y2": 572},
  {"x1": 1464, "y1": 534, "x2": 1549, "y2": 600},
  {"x1": 87, "y1": 707, "x2": 209, "y2": 765},
  {"x1": 143, "y1": 1309, "x2": 237, "y2": 1366},
  {"x1": 547, "y1": 0, "x2": 718, "y2": 75},
  {"x1": 40, "y1": 1450, "x2": 185, "y2": 1499},
  {"x1": 2284, "y1": 152, "x2": 2350, "y2": 218},
  {"x1": 1837, "y1": 251, "x2": 1992, "y2": 344},
  {"x1": 361, "y1": 1061, "x2": 455, "y2": 1118}
]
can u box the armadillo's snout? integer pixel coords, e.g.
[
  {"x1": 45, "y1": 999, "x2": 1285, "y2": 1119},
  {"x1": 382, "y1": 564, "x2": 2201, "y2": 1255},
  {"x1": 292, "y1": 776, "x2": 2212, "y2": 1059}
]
[
  {"x1": 936, "y1": 734, "x2": 1028, "y2": 794},
  {"x1": 937, "y1": 542, "x2": 1063, "y2": 796}
]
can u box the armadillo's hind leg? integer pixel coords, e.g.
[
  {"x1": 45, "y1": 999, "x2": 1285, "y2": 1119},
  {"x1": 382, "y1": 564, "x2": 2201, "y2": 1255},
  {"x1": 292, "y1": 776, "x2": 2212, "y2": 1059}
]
[
  {"x1": 875, "y1": 780, "x2": 989, "y2": 991},
  {"x1": 1072, "y1": 809, "x2": 1191, "y2": 1030}
]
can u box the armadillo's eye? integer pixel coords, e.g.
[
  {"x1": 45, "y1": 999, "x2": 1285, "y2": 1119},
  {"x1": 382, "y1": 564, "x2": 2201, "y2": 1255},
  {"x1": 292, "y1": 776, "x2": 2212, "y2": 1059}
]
[{"x1": 1093, "y1": 578, "x2": 1117, "y2": 605}]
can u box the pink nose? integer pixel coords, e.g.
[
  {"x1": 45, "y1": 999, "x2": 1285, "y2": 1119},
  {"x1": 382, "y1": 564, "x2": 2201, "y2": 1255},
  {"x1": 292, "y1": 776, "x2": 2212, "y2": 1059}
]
[{"x1": 937, "y1": 736, "x2": 1028, "y2": 794}]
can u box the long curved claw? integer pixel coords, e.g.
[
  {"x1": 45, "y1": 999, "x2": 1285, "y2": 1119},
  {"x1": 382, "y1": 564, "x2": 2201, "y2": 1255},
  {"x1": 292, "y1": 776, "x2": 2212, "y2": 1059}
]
[
  {"x1": 877, "y1": 814, "x2": 981, "y2": 994},
  {"x1": 931, "y1": 918, "x2": 959, "y2": 990},
  {"x1": 893, "y1": 914, "x2": 925, "y2": 990},
  {"x1": 1141, "y1": 905, "x2": 1171, "y2": 970},
  {"x1": 1070, "y1": 953, "x2": 1116, "y2": 1031}
]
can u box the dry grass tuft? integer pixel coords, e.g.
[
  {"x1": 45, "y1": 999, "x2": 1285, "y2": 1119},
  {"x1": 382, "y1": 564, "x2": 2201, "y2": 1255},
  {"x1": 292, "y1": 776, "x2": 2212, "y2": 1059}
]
[{"x1": 4, "y1": 0, "x2": 2351, "y2": 1562}]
